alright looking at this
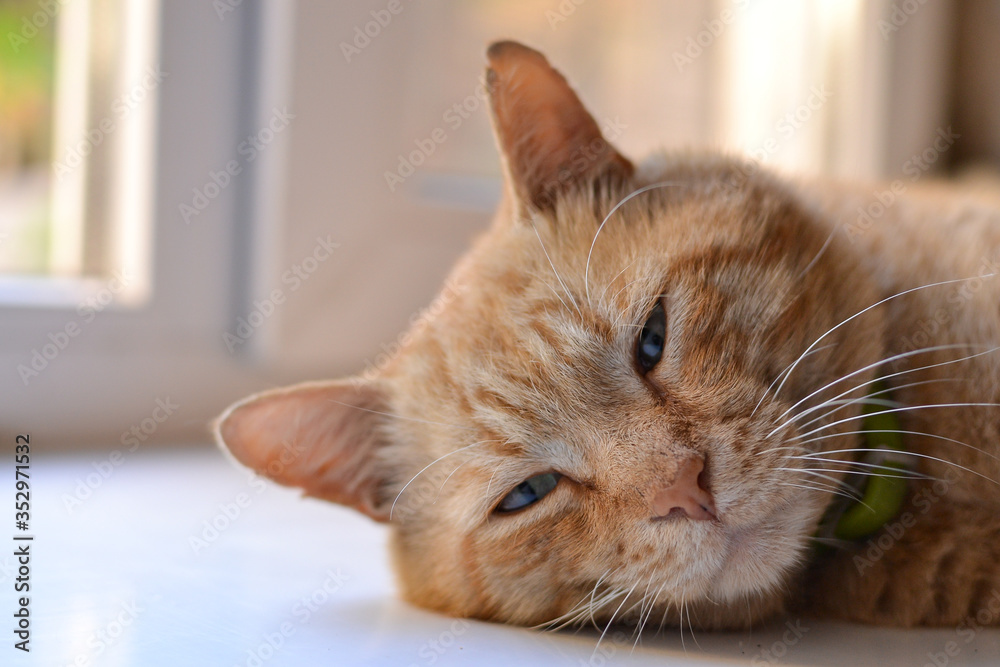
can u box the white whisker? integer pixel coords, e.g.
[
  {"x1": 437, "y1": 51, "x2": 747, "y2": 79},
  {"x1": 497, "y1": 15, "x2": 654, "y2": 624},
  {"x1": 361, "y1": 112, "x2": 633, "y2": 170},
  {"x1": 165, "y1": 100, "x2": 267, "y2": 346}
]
[
  {"x1": 390, "y1": 440, "x2": 493, "y2": 520},
  {"x1": 768, "y1": 344, "x2": 995, "y2": 438},
  {"x1": 750, "y1": 345, "x2": 836, "y2": 418},
  {"x1": 795, "y1": 428, "x2": 1000, "y2": 463},
  {"x1": 792, "y1": 403, "x2": 1000, "y2": 444},
  {"x1": 797, "y1": 223, "x2": 837, "y2": 279},
  {"x1": 598, "y1": 260, "x2": 637, "y2": 311},
  {"x1": 585, "y1": 181, "x2": 679, "y2": 307},
  {"x1": 531, "y1": 222, "x2": 582, "y2": 318},
  {"x1": 797, "y1": 447, "x2": 1000, "y2": 486},
  {"x1": 771, "y1": 275, "x2": 997, "y2": 404},
  {"x1": 793, "y1": 378, "x2": 958, "y2": 433},
  {"x1": 594, "y1": 581, "x2": 639, "y2": 657}
]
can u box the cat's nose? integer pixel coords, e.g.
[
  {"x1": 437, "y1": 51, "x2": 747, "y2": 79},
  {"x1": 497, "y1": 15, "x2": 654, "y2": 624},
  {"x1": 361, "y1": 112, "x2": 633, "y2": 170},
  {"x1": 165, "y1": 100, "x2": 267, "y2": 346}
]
[{"x1": 649, "y1": 455, "x2": 717, "y2": 521}]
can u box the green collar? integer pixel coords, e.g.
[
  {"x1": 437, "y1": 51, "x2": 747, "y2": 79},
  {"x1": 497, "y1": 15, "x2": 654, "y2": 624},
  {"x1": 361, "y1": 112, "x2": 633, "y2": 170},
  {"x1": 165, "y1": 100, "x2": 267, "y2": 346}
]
[{"x1": 818, "y1": 380, "x2": 910, "y2": 543}]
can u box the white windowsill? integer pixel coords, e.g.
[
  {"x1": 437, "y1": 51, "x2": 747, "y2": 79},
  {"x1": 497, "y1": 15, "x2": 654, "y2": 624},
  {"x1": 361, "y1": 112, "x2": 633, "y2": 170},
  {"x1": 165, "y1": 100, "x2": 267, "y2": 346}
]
[{"x1": 24, "y1": 447, "x2": 1000, "y2": 666}]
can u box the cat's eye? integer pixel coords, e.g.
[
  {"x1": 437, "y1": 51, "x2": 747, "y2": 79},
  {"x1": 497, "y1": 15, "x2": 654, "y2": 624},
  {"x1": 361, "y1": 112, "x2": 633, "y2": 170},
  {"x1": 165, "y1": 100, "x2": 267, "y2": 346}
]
[
  {"x1": 636, "y1": 300, "x2": 666, "y2": 374},
  {"x1": 495, "y1": 472, "x2": 561, "y2": 513}
]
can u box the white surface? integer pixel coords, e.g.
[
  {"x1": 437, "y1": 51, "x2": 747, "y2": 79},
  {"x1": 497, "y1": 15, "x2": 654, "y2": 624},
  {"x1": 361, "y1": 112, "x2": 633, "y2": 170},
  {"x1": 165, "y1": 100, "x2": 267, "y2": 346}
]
[{"x1": 7, "y1": 447, "x2": 1000, "y2": 666}]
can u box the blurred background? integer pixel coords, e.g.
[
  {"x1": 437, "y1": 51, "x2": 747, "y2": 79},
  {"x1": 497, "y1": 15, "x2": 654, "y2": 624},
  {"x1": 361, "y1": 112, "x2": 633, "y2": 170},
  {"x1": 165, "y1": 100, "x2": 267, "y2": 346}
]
[{"x1": 1, "y1": 0, "x2": 998, "y2": 449}]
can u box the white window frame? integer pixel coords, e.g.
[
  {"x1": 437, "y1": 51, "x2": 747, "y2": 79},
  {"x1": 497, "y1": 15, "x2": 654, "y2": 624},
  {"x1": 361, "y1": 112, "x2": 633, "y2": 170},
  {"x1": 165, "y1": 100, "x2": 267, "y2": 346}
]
[{"x1": 1, "y1": 1, "x2": 295, "y2": 445}]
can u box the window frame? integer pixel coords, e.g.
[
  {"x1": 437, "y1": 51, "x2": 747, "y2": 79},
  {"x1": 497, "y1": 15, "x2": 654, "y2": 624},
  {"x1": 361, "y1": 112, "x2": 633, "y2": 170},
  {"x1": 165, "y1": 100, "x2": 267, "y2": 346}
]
[{"x1": 1, "y1": 0, "x2": 295, "y2": 445}]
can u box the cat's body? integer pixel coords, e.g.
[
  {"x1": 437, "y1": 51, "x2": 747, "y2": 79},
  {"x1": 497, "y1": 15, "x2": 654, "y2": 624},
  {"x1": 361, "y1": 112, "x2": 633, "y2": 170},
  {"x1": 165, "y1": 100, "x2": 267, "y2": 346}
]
[
  {"x1": 796, "y1": 179, "x2": 1000, "y2": 625},
  {"x1": 216, "y1": 42, "x2": 1000, "y2": 631}
]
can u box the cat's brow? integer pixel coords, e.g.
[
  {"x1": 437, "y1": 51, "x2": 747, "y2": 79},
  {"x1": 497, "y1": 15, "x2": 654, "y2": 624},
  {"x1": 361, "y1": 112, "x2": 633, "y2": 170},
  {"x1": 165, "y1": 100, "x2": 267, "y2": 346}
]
[
  {"x1": 530, "y1": 221, "x2": 581, "y2": 318},
  {"x1": 584, "y1": 180, "x2": 680, "y2": 308}
]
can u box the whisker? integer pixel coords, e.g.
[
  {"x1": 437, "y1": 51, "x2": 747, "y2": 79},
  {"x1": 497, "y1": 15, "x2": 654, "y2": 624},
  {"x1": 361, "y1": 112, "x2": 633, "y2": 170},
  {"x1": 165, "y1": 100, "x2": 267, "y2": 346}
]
[
  {"x1": 794, "y1": 397, "x2": 900, "y2": 428},
  {"x1": 687, "y1": 601, "x2": 703, "y2": 651},
  {"x1": 594, "y1": 581, "x2": 639, "y2": 657},
  {"x1": 587, "y1": 570, "x2": 613, "y2": 629},
  {"x1": 797, "y1": 223, "x2": 837, "y2": 279},
  {"x1": 794, "y1": 428, "x2": 1000, "y2": 463},
  {"x1": 792, "y1": 403, "x2": 1000, "y2": 444},
  {"x1": 585, "y1": 181, "x2": 680, "y2": 307},
  {"x1": 432, "y1": 460, "x2": 471, "y2": 503},
  {"x1": 778, "y1": 466, "x2": 931, "y2": 481},
  {"x1": 776, "y1": 480, "x2": 865, "y2": 504},
  {"x1": 390, "y1": 440, "x2": 494, "y2": 520},
  {"x1": 778, "y1": 467, "x2": 858, "y2": 490},
  {"x1": 539, "y1": 281, "x2": 575, "y2": 316},
  {"x1": 797, "y1": 447, "x2": 1000, "y2": 486},
  {"x1": 767, "y1": 344, "x2": 995, "y2": 438},
  {"x1": 597, "y1": 259, "x2": 637, "y2": 311},
  {"x1": 634, "y1": 580, "x2": 667, "y2": 650},
  {"x1": 484, "y1": 463, "x2": 504, "y2": 502},
  {"x1": 771, "y1": 274, "x2": 997, "y2": 405},
  {"x1": 793, "y1": 378, "x2": 958, "y2": 433},
  {"x1": 750, "y1": 344, "x2": 836, "y2": 418},
  {"x1": 678, "y1": 593, "x2": 686, "y2": 653},
  {"x1": 530, "y1": 222, "x2": 582, "y2": 318},
  {"x1": 608, "y1": 277, "x2": 649, "y2": 330}
]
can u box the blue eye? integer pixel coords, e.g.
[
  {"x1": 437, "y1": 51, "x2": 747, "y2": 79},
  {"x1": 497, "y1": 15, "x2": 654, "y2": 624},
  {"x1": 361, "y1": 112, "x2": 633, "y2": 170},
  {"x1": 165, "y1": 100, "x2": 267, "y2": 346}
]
[
  {"x1": 636, "y1": 300, "x2": 666, "y2": 374},
  {"x1": 496, "y1": 473, "x2": 561, "y2": 513}
]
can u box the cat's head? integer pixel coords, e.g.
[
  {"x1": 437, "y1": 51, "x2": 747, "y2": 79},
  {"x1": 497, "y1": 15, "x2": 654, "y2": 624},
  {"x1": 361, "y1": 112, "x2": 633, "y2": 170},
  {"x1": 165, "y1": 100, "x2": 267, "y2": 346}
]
[{"x1": 216, "y1": 41, "x2": 884, "y2": 629}]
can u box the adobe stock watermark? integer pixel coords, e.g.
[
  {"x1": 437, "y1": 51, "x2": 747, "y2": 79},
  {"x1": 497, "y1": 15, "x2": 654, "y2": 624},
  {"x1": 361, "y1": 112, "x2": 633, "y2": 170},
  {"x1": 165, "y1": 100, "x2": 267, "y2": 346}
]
[
  {"x1": 383, "y1": 71, "x2": 626, "y2": 193},
  {"x1": 53, "y1": 66, "x2": 169, "y2": 182},
  {"x1": 61, "y1": 397, "x2": 181, "y2": 514},
  {"x1": 750, "y1": 619, "x2": 810, "y2": 666},
  {"x1": 725, "y1": 84, "x2": 833, "y2": 191},
  {"x1": 236, "y1": 568, "x2": 352, "y2": 667},
  {"x1": 340, "y1": 0, "x2": 413, "y2": 63},
  {"x1": 922, "y1": 588, "x2": 1000, "y2": 667},
  {"x1": 532, "y1": 115, "x2": 629, "y2": 211},
  {"x1": 892, "y1": 250, "x2": 999, "y2": 365},
  {"x1": 223, "y1": 235, "x2": 340, "y2": 353},
  {"x1": 383, "y1": 79, "x2": 492, "y2": 192},
  {"x1": 70, "y1": 598, "x2": 147, "y2": 667},
  {"x1": 853, "y1": 467, "x2": 959, "y2": 575},
  {"x1": 189, "y1": 441, "x2": 304, "y2": 555},
  {"x1": 546, "y1": 0, "x2": 587, "y2": 30},
  {"x1": 878, "y1": 0, "x2": 930, "y2": 40},
  {"x1": 17, "y1": 269, "x2": 134, "y2": 386},
  {"x1": 213, "y1": 0, "x2": 245, "y2": 21},
  {"x1": 844, "y1": 126, "x2": 960, "y2": 243},
  {"x1": 403, "y1": 620, "x2": 470, "y2": 667},
  {"x1": 180, "y1": 107, "x2": 295, "y2": 225},
  {"x1": 673, "y1": 0, "x2": 750, "y2": 73},
  {"x1": 6, "y1": 0, "x2": 67, "y2": 53},
  {"x1": 0, "y1": 555, "x2": 14, "y2": 586},
  {"x1": 354, "y1": 276, "x2": 468, "y2": 386}
]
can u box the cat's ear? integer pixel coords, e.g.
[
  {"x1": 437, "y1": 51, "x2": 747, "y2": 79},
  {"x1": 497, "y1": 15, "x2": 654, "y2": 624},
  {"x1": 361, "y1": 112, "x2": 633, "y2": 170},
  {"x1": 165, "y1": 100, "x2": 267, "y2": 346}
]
[
  {"x1": 214, "y1": 379, "x2": 394, "y2": 522},
  {"x1": 485, "y1": 40, "x2": 633, "y2": 214}
]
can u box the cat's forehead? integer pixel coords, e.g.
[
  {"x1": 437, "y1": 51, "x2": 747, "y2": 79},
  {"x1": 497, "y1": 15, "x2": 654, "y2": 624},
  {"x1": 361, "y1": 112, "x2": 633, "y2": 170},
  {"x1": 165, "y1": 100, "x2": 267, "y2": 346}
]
[{"x1": 388, "y1": 172, "x2": 799, "y2": 446}]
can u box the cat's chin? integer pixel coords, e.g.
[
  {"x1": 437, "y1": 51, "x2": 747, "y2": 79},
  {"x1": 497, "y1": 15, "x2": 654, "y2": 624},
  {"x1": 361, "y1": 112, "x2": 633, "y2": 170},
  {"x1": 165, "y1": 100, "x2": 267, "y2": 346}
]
[{"x1": 709, "y1": 519, "x2": 809, "y2": 604}]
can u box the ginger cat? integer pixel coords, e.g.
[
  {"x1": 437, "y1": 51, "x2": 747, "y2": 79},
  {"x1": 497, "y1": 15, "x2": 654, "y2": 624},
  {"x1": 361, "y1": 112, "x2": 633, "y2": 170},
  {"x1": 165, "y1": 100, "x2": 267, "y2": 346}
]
[{"x1": 216, "y1": 41, "x2": 1000, "y2": 630}]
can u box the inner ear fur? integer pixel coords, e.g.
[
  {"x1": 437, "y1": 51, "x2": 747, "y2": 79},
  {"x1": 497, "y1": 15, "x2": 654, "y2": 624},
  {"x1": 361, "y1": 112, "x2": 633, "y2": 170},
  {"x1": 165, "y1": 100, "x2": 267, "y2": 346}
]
[
  {"x1": 214, "y1": 379, "x2": 395, "y2": 522},
  {"x1": 485, "y1": 40, "x2": 633, "y2": 214}
]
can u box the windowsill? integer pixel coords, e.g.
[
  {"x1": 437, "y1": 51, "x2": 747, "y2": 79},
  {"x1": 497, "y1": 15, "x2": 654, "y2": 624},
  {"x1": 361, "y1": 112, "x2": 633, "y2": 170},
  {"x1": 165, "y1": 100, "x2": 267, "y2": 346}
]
[{"x1": 31, "y1": 446, "x2": 1000, "y2": 665}]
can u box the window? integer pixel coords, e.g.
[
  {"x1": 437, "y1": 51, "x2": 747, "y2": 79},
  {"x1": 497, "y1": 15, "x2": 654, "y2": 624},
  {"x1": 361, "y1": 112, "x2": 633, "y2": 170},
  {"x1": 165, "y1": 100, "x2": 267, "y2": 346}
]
[{"x1": 2, "y1": 1, "x2": 295, "y2": 444}]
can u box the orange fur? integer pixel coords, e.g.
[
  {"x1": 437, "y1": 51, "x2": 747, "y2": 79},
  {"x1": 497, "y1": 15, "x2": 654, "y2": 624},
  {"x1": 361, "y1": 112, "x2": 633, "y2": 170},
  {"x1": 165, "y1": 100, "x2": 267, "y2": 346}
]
[{"x1": 216, "y1": 42, "x2": 1000, "y2": 630}]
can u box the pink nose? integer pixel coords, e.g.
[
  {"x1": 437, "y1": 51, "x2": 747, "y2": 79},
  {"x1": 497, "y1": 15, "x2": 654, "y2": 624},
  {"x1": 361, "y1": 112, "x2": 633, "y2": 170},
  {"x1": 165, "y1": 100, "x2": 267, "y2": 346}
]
[{"x1": 650, "y1": 456, "x2": 717, "y2": 521}]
